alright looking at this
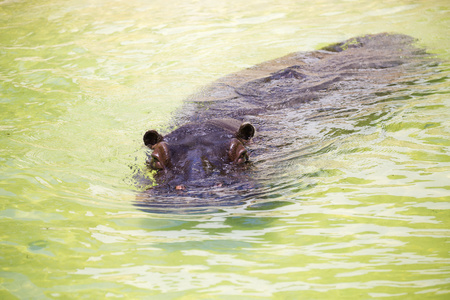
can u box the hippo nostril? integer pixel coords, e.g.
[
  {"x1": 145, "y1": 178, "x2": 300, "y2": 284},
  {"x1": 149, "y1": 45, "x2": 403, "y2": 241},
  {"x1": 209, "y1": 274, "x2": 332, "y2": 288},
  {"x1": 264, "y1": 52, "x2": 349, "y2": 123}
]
[{"x1": 175, "y1": 184, "x2": 186, "y2": 191}]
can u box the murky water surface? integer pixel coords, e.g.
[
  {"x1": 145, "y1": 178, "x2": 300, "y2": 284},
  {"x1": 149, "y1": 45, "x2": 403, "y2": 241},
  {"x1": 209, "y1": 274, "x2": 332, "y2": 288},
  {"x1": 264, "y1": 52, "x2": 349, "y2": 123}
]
[{"x1": 1, "y1": 0, "x2": 449, "y2": 298}]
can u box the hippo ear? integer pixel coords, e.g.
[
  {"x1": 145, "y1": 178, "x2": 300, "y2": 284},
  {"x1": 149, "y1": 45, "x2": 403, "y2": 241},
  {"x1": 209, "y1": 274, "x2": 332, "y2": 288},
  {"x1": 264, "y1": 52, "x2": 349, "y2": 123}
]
[
  {"x1": 143, "y1": 130, "x2": 164, "y2": 147},
  {"x1": 236, "y1": 122, "x2": 255, "y2": 141}
]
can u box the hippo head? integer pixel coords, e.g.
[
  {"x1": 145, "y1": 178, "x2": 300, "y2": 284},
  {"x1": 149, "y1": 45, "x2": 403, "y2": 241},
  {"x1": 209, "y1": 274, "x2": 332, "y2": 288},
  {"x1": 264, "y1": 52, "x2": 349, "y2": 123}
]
[{"x1": 143, "y1": 118, "x2": 255, "y2": 191}]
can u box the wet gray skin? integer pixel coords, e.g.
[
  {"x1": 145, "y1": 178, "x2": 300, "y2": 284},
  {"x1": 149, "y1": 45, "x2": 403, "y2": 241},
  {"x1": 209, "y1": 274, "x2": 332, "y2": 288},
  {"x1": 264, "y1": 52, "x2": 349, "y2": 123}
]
[{"x1": 138, "y1": 33, "x2": 435, "y2": 205}]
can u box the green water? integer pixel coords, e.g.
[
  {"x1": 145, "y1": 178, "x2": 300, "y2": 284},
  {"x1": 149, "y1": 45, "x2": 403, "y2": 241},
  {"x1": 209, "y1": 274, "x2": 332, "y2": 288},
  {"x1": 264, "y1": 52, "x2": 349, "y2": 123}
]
[{"x1": 1, "y1": 0, "x2": 449, "y2": 298}]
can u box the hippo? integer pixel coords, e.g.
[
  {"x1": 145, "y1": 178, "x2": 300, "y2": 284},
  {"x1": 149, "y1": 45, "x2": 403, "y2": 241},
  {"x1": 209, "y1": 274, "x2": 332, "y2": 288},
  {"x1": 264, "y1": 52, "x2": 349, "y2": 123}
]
[
  {"x1": 143, "y1": 118, "x2": 255, "y2": 190},
  {"x1": 138, "y1": 33, "x2": 434, "y2": 205}
]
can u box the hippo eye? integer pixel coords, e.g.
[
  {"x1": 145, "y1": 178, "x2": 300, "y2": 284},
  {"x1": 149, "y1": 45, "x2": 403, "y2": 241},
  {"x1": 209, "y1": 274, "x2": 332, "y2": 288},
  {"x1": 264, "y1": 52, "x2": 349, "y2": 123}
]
[
  {"x1": 236, "y1": 150, "x2": 249, "y2": 164},
  {"x1": 149, "y1": 142, "x2": 170, "y2": 170},
  {"x1": 151, "y1": 154, "x2": 164, "y2": 170},
  {"x1": 229, "y1": 138, "x2": 250, "y2": 165}
]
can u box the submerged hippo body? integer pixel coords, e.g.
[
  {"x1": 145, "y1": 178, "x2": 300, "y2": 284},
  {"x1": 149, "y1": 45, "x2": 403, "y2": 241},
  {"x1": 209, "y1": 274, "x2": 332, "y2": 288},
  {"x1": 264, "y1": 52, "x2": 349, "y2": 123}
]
[{"x1": 138, "y1": 33, "x2": 434, "y2": 205}]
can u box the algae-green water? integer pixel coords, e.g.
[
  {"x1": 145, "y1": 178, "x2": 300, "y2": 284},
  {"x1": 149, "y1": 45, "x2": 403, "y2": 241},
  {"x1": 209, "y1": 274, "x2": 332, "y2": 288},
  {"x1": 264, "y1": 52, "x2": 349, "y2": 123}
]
[{"x1": 1, "y1": 0, "x2": 449, "y2": 298}]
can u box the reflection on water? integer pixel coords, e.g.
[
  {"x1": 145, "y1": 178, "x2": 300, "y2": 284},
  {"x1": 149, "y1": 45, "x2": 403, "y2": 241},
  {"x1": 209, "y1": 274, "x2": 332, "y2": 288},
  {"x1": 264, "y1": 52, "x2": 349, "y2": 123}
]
[{"x1": 0, "y1": 0, "x2": 449, "y2": 298}]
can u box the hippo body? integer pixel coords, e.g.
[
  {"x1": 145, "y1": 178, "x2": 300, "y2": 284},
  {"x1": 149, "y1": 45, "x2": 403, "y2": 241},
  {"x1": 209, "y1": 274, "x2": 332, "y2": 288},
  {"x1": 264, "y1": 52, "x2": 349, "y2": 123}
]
[{"x1": 139, "y1": 33, "x2": 433, "y2": 204}]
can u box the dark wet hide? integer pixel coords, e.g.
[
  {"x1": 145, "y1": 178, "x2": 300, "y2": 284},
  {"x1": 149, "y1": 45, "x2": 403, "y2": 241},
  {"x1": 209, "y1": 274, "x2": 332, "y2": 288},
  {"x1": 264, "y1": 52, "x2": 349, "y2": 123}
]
[{"x1": 133, "y1": 33, "x2": 440, "y2": 213}]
